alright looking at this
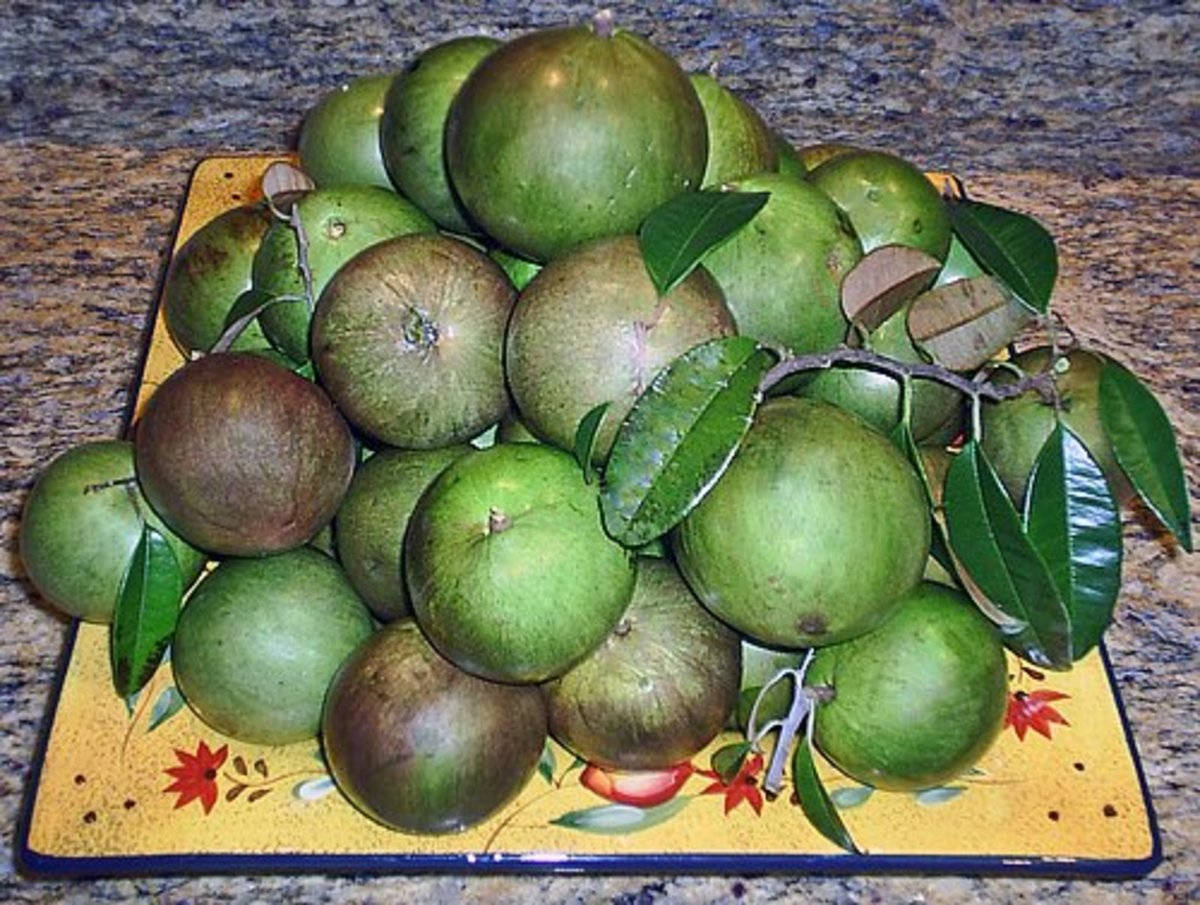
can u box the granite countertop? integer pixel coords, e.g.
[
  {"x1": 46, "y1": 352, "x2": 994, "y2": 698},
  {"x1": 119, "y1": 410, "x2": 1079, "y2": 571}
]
[{"x1": 1, "y1": 2, "x2": 1196, "y2": 902}]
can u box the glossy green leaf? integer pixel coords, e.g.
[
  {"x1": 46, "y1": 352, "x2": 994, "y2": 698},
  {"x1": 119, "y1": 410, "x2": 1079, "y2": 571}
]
[
  {"x1": 601, "y1": 337, "x2": 774, "y2": 547},
  {"x1": 1024, "y1": 424, "x2": 1123, "y2": 659},
  {"x1": 110, "y1": 525, "x2": 184, "y2": 697},
  {"x1": 943, "y1": 441, "x2": 1072, "y2": 669},
  {"x1": 830, "y1": 785, "x2": 874, "y2": 810},
  {"x1": 946, "y1": 198, "x2": 1057, "y2": 314},
  {"x1": 573, "y1": 402, "x2": 609, "y2": 484},
  {"x1": 1099, "y1": 361, "x2": 1193, "y2": 551},
  {"x1": 211, "y1": 289, "x2": 296, "y2": 354},
  {"x1": 550, "y1": 797, "x2": 689, "y2": 834},
  {"x1": 537, "y1": 741, "x2": 556, "y2": 784},
  {"x1": 710, "y1": 741, "x2": 754, "y2": 784},
  {"x1": 639, "y1": 190, "x2": 770, "y2": 295},
  {"x1": 792, "y1": 737, "x2": 860, "y2": 854}
]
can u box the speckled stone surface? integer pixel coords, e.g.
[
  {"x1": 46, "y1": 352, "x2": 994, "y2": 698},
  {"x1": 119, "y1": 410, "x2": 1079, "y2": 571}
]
[{"x1": 1, "y1": 1, "x2": 1196, "y2": 902}]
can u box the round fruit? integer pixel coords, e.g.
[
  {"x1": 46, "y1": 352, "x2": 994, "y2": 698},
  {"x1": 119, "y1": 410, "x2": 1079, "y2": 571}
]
[
  {"x1": 298, "y1": 74, "x2": 395, "y2": 190},
  {"x1": 496, "y1": 411, "x2": 541, "y2": 444},
  {"x1": 797, "y1": 142, "x2": 860, "y2": 171},
  {"x1": 505, "y1": 235, "x2": 734, "y2": 462},
  {"x1": 689, "y1": 73, "x2": 777, "y2": 187},
  {"x1": 980, "y1": 346, "x2": 1129, "y2": 504},
  {"x1": 334, "y1": 445, "x2": 471, "y2": 621},
  {"x1": 172, "y1": 548, "x2": 374, "y2": 744},
  {"x1": 805, "y1": 581, "x2": 1008, "y2": 791},
  {"x1": 312, "y1": 234, "x2": 515, "y2": 448},
  {"x1": 808, "y1": 149, "x2": 951, "y2": 261},
  {"x1": 134, "y1": 352, "x2": 355, "y2": 556},
  {"x1": 20, "y1": 441, "x2": 206, "y2": 623},
  {"x1": 542, "y1": 559, "x2": 740, "y2": 770},
  {"x1": 673, "y1": 397, "x2": 930, "y2": 648},
  {"x1": 380, "y1": 36, "x2": 500, "y2": 232},
  {"x1": 405, "y1": 444, "x2": 636, "y2": 683},
  {"x1": 253, "y1": 185, "x2": 435, "y2": 363},
  {"x1": 445, "y1": 19, "x2": 707, "y2": 261},
  {"x1": 323, "y1": 620, "x2": 547, "y2": 834},
  {"x1": 933, "y1": 234, "x2": 986, "y2": 288},
  {"x1": 701, "y1": 172, "x2": 861, "y2": 356},
  {"x1": 162, "y1": 204, "x2": 275, "y2": 356},
  {"x1": 799, "y1": 300, "x2": 963, "y2": 440}
]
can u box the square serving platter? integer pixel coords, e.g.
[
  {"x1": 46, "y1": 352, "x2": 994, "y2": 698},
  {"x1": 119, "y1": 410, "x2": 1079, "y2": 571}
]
[{"x1": 17, "y1": 155, "x2": 1162, "y2": 878}]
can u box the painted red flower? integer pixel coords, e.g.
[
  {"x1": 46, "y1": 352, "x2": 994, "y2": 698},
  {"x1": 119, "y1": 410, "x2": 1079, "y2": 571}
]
[
  {"x1": 580, "y1": 762, "x2": 694, "y2": 808},
  {"x1": 1005, "y1": 689, "x2": 1070, "y2": 741},
  {"x1": 163, "y1": 740, "x2": 228, "y2": 814},
  {"x1": 697, "y1": 752, "x2": 765, "y2": 815}
]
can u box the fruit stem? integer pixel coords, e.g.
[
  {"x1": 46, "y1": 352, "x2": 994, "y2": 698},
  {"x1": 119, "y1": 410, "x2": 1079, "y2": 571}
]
[
  {"x1": 487, "y1": 507, "x2": 511, "y2": 534},
  {"x1": 592, "y1": 8, "x2": 615, "y2": 38}
]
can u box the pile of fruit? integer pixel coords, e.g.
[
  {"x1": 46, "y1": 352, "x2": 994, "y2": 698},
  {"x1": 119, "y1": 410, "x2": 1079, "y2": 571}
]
[{"x1": 20, "y1": 14, "x2": 1191, "y2": 850}]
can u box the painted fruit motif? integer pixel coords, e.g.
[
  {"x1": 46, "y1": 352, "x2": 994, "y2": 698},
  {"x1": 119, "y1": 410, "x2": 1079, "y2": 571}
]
[
  {"x1": 20, "y1": 441, "x2": 206, "y2": 623},
  {"x1": 445, "y1": 18, "x2": 707, "y2": 261},
  {"x1": 542, "y1": 558, "x2": 741, "y2": 770},
  {"x1": 311, "y1": 234, "x2": 515, "y2": 449},
  {"x1": 505, "y1": 235, "x2": 734, "y2": 464},
  {"x1": 405, "y1": 443, "x2": 636, "y2": 683},
  {"x1": 172, "y1": 547, "x2": 374, "y2": 745},
  {"x1": 322, "y1": 620, "x2": 547, "y2": 834},
  {"x1": 806, "y1": 581, "x2": 1009, "y2": 791},
  {"x1": 673, "y1": 396, "x2": 930, "y2": 649},
  {"x1": 133, "y1": 352, "x2": 356, "y2": 556}
]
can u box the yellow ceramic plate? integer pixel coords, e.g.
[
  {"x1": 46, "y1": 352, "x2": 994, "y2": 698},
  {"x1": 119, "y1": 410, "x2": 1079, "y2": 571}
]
[{"x1": 17, "y1": 157, "x2": 1160, "y2": 878}]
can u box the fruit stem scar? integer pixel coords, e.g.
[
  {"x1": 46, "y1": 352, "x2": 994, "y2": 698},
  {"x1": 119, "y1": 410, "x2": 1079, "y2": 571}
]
[
  {"x1": 487, "y1": 508, "x2": 511, "y2": 534},
  {"x1": 592, "y1": 9, "x2": 615, "y2": 38}
]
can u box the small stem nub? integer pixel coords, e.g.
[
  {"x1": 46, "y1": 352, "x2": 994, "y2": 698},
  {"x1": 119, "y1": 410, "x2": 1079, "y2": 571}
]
[
  {"x1": 487, "y1": 508, "x2": 511, "y2": 534},
  {"x1": 593, "y1": 9, "x2": 615, "y2": 38}
]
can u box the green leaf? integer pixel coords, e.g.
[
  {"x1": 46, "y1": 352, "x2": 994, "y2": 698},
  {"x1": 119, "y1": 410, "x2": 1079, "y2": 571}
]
[
  {"x1": 710, "y1": 741, "x2": 754, "y2": 784},
  {"x1": 639, "y1": 190, "x2": 770, "y2": 295},
  {"x1": 550, "y1": 797, "x2": 689, "y2": 834},
  {"x1": 792, "y1": 737, "x2": 860, "y2": 854},
  {"x1": 914, "y1": 786, "x2": 967, "y2": 806},
  {"x1": 1024, "y1": 424, "x2": 1123, "y2": 659},
  {"x1": 537, "y1": 742, "x2": 556, "y2": 785},
  {"x1": 943, "y1": 441, "x2": 1072, "y2": 669},
  {"x1": 109, "y1": 525, "x2": 184, "y2": 697},
  {"x1": 946, "y1": 198, "x2": 1057, "y2": 314},
  {"x1": 573, "y1": 402, "x2": 610, "y2": 483},
  {"x1": 146, "y1": 684, "x2": 185, "y2": 732},
  {"x1": 1099, "y1": 361, "x2": 1193, "y2": 551},
  {"x1": 601, "y1": 337, "x2": 774, "y2": 546},
  {"x1": 211, "y1": 289, "x2": 292, "y2": 354},
  {"x1": 830, "y1": 785, "x2": 874, "y2": 810}
]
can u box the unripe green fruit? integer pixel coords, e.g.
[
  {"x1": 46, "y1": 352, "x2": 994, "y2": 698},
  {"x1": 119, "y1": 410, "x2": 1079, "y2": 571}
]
[
  {"x1": 298, "y1": 74, "x2": 395, "y2": 190},
  {"x1": 20, "y1": 441, "x2": 206, "y2": 623},
  {"x1": 406, "y1": 444, "x2": 636, "y2": 683},
  {"x1": 172, "y1": 548, "x2": 374, "y2": 745},
  {"x1": 674, "y1": 397, "x2": 930, "y2": 648},
  {"x1": 806, "y1": 582, "x2": 1008, "y2": 791},
  {"x1": 689, "y1": 73, "x2": 777, "y2": 187}
]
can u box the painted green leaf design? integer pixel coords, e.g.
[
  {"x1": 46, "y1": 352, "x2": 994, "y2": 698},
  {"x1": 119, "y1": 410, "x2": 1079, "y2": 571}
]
[
  {"x1": 1024, "y1": 424, "x2": 1123, "y2": 659},
  {"x1": 601, "y1": 336, "x2": 774, "y2": 547},
  {"x1": 946, "y1": 198, "x2": 1057, "y2": 314},
  {"x1": 914, "y1": 786, "x2": 966, "y2": 806},
  {"x1": 573, "y1": 402, "x2": 609, "y2": 484},
  {"x1": 830, "y1": 785, "x2": 874, "y2": 810},
  {"x1": 110, "y1": 525, "x2": 184, "y2": 697},
  {"x1": 710, "y1": 741, "x2": 754, "y2": 784},
  {"x1": 943, "y1": 441, "x2": 1072, "y2": 669},
  {"x1": 550, "y1": 797, "x2": 689, "y2": 834},
  {"x1": 792, "y1": 737, "x2": 860, "y2": 854},
  {"x1": 537, "y1": 741, "x2": 556, "y2": 785},
  {"x1": 1099, "y1": 361, "x2": 1193, "y2": 552},
  {"x1": 146, "y1": 684, "x2": 185, "y2": 732},
  {"x1": 639, "y1": 190, "x2": 770, "y2": 295}
]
